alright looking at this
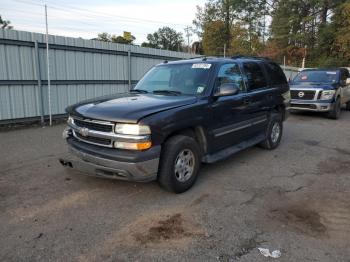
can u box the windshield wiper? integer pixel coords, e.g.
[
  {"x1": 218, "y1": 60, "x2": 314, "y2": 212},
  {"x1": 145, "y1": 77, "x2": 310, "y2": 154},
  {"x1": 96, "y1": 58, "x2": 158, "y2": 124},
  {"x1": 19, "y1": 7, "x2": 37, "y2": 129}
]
[
  {"x1": 152, "y1": 90, "x2": 182, "y2": 95},
  {"x1": 130, "y1": 89, "x2": 148, "y2": 93}
]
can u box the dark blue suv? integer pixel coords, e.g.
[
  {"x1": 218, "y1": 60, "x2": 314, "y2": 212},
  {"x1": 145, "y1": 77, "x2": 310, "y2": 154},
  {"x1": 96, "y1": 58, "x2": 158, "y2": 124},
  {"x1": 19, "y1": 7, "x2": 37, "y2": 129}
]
[
  {"x1": 290, "y1": 68, "x2": 350, "y2": 119},
  {"x1": 60, "y1": 56, "x2": 290, "y2": 193}
]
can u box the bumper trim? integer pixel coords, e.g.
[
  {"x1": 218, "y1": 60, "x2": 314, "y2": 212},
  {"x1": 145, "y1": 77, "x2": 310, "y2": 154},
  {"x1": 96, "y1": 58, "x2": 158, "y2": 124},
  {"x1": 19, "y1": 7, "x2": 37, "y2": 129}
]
[
  {"x1": 290, "y1": 100, "x2": 333, "y2": 112},
  {"x1": 59, "y1": 145, "x2": 159, "y2": 182}
]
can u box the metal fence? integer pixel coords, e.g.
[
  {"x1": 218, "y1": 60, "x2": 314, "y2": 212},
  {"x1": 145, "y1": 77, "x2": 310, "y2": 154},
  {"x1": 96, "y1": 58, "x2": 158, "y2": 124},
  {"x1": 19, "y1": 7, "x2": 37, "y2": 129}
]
[
  {"x1": 0, "y1": 29, "x2": 195, "y2": 124},
  {"x1": 282, "y1": 65, "x2": 300, "y2": 81}
]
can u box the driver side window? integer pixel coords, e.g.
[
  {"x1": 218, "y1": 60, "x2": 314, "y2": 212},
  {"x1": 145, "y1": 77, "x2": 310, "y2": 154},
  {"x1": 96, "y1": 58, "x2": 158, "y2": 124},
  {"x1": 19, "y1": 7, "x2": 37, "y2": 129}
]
[{"x1": 216, "y1": 63, "x2": 245, "y2": 92}]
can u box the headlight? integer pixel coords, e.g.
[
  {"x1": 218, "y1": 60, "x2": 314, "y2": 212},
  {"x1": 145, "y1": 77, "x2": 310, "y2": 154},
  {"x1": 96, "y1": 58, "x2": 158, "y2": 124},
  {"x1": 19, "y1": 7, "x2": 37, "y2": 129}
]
[
  {"x1": 320, "y1": 90, "x2": 335, "y2": 100},
  {"x1": 115, "y1": 123, "x2": 151, "y2": 135}
]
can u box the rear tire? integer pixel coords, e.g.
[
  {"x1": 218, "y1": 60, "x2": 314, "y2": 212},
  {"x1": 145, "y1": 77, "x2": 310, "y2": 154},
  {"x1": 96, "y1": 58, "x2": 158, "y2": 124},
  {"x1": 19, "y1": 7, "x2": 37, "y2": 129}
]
[
  {"x1": 158, "y1": 135, "x2": 201, "y2": 193},
  {"x1": 346, "y1": 101, "x2": 350, "y2": 111},
  {"x1": 327, "y1": 98, "x2": 341, "y2": 119},
  {"x1": 259, "y1": 114, "x2": 283, "y2": 150}
]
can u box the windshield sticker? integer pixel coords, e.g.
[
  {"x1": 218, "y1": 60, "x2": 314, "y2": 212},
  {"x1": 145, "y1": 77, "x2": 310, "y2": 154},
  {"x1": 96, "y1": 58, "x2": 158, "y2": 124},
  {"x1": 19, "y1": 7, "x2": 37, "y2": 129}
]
[
  {"x1": 192, "y1": 63, "x2": 211, "y2": 69},
  {"x1": 326, "y1": 71, "x2": 337, "y2": 74},
  {"x1": 301, "y1": 75, "x2": 308, "y2": 80},
  {"x1": 197, "y1": 86, "x2": 205, "y2": 93}
]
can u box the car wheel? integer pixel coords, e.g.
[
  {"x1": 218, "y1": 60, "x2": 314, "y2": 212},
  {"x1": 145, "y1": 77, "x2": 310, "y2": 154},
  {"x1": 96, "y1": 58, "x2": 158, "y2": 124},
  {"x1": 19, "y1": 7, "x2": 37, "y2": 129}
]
[
  {"x1": 327, "y1": 98, "x2": 341, "y2": 119},
  {"x1": 259, "y1": 114, "x2": 283, "y2": 150},
  {"x1": 346, "y1": 101, "x2": 350, "y2": 111},
  {"x1": 158, "y1": 135, "x2": 201, "y2": 193}
]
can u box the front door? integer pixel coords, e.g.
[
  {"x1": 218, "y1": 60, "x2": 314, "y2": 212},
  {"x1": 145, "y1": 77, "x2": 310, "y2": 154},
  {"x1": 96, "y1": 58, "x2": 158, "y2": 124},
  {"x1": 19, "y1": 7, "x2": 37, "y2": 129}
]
[{"x1": 209, "y1": 63, "x2": 255, "y2": 152}]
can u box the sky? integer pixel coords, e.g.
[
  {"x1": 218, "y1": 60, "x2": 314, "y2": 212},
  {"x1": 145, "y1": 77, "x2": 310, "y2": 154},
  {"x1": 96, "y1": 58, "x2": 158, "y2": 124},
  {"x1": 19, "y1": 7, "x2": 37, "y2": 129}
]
[{"x1": 1, "y1": 0, "x2": 205, "y2": 44}]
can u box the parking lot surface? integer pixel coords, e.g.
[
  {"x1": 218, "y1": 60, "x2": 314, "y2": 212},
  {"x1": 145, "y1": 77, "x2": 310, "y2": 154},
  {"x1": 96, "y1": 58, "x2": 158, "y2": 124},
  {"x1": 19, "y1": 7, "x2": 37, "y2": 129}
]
[{"x1": 1, "y1": 112, "x2": 350, "y2": 262}]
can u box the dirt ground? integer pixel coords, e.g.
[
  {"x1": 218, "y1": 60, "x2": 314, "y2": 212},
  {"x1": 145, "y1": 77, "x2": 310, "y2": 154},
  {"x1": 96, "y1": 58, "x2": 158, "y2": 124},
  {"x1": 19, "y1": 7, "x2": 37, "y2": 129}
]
[{"x1": 0, "y1": 111, "x2": 350, "y2": 262}]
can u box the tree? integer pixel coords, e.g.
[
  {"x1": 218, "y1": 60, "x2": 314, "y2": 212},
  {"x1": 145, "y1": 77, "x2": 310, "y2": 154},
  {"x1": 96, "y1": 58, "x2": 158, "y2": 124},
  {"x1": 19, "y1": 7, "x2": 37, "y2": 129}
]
[
  {"x1": 194, "y1": 0, "x2": 270, "y2": 56},
  {"x1": 0, "y1": 15, "x2": 13, "y2": 29},
  {"x1": 111, "y1": 34, "x2": 135, "y2": 44},
  {"x1": 94, "y1": 32, "x2": 135, "y2": 44},
  {"x1": 141, "y1": 27, "x2": 184, "y2": 51},
  {"x1": 202, "y1": 20, "x2": 226, "y2": 55},
  {"x1": 333, "y1": 2, "x2": 350, "y2": 62}
]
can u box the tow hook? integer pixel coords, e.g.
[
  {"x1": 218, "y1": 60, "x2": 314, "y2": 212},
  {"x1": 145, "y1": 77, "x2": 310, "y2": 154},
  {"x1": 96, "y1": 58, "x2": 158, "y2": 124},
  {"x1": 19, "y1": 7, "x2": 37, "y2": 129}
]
[{"x1": 59, "y1": 159, "x2": 73, "y2": 168}]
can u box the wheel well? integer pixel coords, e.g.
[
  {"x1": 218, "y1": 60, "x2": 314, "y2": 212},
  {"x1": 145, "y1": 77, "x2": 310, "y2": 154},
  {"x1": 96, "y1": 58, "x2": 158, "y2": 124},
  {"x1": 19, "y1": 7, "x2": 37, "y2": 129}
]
[
  {"x1": 163, "y1": 126, "x2": 208, "y2": 154},
  {"x1": 273, "y1": 105, "x2": 285, "y2": 120}
]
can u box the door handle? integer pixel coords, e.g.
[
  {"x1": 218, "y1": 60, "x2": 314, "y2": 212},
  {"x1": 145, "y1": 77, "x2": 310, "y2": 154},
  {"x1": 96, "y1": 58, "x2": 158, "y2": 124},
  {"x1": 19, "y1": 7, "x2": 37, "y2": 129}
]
[{"x1": 243, "y1": 98, "x2": 251, "y2": 104}]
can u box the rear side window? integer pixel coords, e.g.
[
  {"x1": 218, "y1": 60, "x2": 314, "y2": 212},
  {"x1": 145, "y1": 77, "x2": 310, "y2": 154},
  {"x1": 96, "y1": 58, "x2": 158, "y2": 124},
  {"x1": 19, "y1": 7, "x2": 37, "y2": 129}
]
[
  {"x1": 265, "y1": 62, "x2": 287, "y2": 85},
  {"x1": 243, "y1": 62, "x2": 267, "y2": 91}
]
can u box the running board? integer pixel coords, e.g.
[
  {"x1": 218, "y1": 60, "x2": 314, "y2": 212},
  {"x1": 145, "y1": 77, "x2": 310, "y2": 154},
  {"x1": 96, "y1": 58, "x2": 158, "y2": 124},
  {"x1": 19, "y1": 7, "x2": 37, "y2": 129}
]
[{"x1": 202, "y1": 133, "x2": 266, "y2": 163}]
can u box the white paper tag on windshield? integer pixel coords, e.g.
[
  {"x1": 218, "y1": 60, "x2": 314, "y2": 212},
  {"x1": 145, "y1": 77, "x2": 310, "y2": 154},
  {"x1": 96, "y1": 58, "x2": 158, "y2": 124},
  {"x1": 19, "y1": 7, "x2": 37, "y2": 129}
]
[
  {"x1": 326, "y1": 71, "x2": 336, "y2": 74},
  {"x1": 197, "y1": 86, "x2": 205, "y2": 93},
  {"x1": 192, "y1": 63, "x2": 211, "y2": 69}
]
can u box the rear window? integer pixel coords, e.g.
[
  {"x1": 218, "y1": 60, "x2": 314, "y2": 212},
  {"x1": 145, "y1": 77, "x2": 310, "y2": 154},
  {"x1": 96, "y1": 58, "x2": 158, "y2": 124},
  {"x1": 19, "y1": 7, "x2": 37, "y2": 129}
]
[
  {"x1": 243, "y1": 62, "x2": 267, "y2": 91},
  {"x1": 265, "y1": 62, "x2": 287, "y2": 85}
]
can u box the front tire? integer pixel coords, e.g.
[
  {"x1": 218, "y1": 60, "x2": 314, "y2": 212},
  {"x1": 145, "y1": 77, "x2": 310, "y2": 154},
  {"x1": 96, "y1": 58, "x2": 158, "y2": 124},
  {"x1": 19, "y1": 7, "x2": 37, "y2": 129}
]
[
  {"x1": 259, "y1": 114, "x2": 283, "y2": 150},
  {"x1": 158, "y1": 135, "x2": 201, "y2": 193},
  {"x1": 327, "y1": 98, "x2": 341, "y2": 119}
]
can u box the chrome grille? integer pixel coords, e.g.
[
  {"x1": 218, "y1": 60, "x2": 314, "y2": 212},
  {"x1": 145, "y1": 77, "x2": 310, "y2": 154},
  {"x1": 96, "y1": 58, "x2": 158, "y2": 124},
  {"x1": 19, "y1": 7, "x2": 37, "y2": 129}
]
[
  {"x1": 71, "y1": 117, "x2": 115, "y2": 147},
  {"x1": 74, "y1": 118, "x2": 113, "y2": 132},
  {"x1": 290, "y1": 90, "x2": 316, "y2": 100},
  {"x1": 75, "y1": 132, "x2": 111, "y2": 145}
]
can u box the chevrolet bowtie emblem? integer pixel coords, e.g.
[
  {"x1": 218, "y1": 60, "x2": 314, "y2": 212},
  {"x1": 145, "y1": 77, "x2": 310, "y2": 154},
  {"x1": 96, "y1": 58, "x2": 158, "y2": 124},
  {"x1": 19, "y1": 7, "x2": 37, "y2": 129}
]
[{"x1": 79, "y1": 127, "x2": 89, "y2": 137}]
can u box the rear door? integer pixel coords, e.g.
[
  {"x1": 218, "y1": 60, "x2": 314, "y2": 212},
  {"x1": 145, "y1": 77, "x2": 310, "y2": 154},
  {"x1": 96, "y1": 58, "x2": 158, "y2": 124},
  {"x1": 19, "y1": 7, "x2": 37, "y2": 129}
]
[{"x1": 240, "y1": 61, "x2": 271, "y2": 137}]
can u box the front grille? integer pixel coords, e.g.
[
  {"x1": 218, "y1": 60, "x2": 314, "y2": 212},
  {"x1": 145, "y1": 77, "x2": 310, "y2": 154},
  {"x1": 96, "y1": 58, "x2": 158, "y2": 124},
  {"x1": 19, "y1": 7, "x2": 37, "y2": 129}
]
[
  {"x1": 75, "y1": 132, "x2": 111, "y2": 145},
  {"x1": 291, "y1": 104, "x2": 317, "y2": 109},
  {"x1": 74, "y1": 118, "x2": 113, "y2": 132},
  {"x1": 291, "y1": 90, "x2": 315, "y2": 100}
]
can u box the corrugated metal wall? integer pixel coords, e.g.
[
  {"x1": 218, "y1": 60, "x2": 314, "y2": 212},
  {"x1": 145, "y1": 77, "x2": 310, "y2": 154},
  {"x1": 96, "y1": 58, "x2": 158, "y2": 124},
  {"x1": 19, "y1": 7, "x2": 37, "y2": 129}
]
[
  {"x1": 282, "y1": 66, "x2": 300, "y2": 81},
  {"x1": 0, "y1": 29, "x2": 195, "y2": 123}
]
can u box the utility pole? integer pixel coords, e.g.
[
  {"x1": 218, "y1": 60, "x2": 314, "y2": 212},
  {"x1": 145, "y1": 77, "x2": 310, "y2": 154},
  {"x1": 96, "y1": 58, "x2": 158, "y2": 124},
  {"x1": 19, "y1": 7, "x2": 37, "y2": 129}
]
[
  {"x1": 302, "y1": 45, "x2": 307, "y2": 69},
  {"x1": 223, "y1": 44, "x2": 226, "y2": 58},
  {"x1": 45, "y1": 4, "x2": 52, "y2": 126},
  {"x1": 184, "y1": 26, "x2": 192, "y2": 53}
]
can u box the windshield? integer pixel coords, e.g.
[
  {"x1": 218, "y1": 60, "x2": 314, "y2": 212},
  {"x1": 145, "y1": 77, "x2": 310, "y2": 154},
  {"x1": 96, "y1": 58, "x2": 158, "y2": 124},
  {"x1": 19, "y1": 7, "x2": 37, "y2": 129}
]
[
  {"x1": 293, "y1": 70, "x2": 339, "y2": 84},
  {"x1": 133, "y1": 63, "x2": 213, "y2": 95}
]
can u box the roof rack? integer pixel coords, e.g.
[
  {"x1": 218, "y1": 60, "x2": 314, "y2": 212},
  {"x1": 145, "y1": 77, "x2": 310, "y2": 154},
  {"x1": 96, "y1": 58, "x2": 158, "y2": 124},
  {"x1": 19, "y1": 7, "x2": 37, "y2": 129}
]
[{"x1": 231, "y1": 55, "x2": 271, "y2": 60}]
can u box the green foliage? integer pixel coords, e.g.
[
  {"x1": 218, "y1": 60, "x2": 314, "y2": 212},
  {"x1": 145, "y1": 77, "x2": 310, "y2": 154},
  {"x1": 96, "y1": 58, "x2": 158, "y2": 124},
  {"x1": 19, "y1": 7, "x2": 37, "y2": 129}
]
[
  {"x1": 141, "y1": 27, "x2": 184, "y2": 51},
  {"x1": 0, "y1": 15, "x2": 13, "y2": 29},
  {"x1": 95, "y1": 32, "x2": 135, "y2": 44},
  {"x1": 194, "y1": 0, "x2": 350, "y2": 67}
]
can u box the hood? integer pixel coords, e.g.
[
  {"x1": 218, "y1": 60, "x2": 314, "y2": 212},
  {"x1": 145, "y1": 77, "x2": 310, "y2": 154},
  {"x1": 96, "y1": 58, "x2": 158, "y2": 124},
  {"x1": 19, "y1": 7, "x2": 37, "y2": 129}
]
[
  {"x1": 66, "y1": 93, "x2": 198, "y2": 123},
  {"x1": 290, "y1": 82, "x2": 338, "y2": 90}
]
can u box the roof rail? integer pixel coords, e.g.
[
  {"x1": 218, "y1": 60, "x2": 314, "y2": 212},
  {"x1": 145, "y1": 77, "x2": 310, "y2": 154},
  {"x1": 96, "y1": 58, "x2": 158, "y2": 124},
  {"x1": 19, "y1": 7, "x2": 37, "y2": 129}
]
[
  {"x1": 231, "y1": 55, "x2": 271, "y2": 60},
  {"x1": 188, "y1": 56, "x2": 204, "y2": 60}
]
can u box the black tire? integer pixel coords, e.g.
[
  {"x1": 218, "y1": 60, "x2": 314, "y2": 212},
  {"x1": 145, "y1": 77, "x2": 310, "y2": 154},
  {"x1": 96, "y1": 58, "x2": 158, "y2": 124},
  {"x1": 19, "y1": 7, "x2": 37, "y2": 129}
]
[
  {"x1": 346, "y1": 101, "x2": 350, "y2": 111},
  {"x1": 327, "y1": 97, "x2": 341, "y2": 119},
  {"x1": 158, "y1": 135, "x2": 201, "y2": 193},
  {"x1": 259, "y1": 114, "x2": 283, "y2": 150}
]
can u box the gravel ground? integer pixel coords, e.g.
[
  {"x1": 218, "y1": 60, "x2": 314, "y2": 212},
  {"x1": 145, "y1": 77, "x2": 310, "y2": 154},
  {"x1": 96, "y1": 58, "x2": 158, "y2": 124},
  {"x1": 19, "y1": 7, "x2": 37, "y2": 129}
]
[{"x1": 0, "y1": 111, "x2": 350, "y2": 262}]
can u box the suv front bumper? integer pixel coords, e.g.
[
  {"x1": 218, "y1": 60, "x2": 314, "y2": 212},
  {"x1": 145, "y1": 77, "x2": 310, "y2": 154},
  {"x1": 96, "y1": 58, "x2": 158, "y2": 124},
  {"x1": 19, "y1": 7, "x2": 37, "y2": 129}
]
[
  {"x1": 290, "y1": 99, "x2": 333, "y2": 112},
  {"x1": 59, "y1": 138, "x2": 160, "y2": 182}
]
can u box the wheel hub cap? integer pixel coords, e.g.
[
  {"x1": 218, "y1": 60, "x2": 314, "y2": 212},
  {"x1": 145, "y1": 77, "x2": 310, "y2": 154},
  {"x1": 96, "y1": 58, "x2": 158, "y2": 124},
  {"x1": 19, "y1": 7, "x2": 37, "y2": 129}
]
[
  {"x1": 271, "y1": 122, "x2": 281, "y2": 143},
  {"x1": 174, "y1": 149, "x2": 195, "y2": 182}
]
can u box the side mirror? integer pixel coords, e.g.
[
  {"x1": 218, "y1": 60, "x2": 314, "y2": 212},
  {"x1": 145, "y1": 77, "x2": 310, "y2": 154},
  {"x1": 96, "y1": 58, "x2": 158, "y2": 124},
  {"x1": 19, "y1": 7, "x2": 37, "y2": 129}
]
[{"x1": 214, "y1": 83, "x2": 240, "y2": 97}]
